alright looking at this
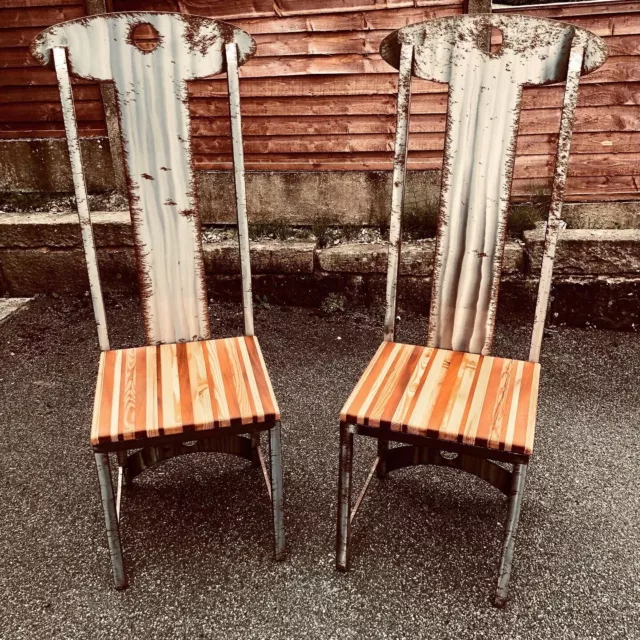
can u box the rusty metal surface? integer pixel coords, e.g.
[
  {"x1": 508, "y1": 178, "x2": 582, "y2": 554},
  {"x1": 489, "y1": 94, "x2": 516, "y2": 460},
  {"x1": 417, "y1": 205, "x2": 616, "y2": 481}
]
[
  {"x1": 31, "y1": 13, "x2": 256, "y2": 345},
  {"x1": 380, "y1": 15, "x2": 607, "y2": 355}
]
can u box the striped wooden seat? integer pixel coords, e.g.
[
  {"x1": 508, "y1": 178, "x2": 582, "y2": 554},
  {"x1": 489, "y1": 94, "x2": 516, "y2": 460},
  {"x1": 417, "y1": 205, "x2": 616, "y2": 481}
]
[
  {"x1": 92, "y1": 336, "x2": 279, "y2": 446},
  {"x1": 341, "y1": 342, "x2": 540, "y2": 456}
]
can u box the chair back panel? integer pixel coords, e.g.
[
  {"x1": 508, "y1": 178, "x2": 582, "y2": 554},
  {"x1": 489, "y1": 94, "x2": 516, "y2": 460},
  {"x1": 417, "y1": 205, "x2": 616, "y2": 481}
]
[
  {"x1": 32, "y1": 13, "x2": 256, "y2": 345},
  {"x1": 381, "y1": 16, "x2": 606, "y2": 355}
]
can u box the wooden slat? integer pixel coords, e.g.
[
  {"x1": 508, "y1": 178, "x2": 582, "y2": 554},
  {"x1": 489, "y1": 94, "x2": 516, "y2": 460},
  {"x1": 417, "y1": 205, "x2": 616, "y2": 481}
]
[
  {"x1": 340, "y1": 342, "x2": 539, "y2": 455},
  {"x1": 188, "y1": 106, "x2": 640, "y2": 138},
  {"x1": 0, "y1": 84, "x2": 101, "y2": 102},
  {"x1": 0, "y1": 26, "x2": 40, "y2": 47},
  {"x1": 91, "y1": 336, "x2": 280, "y2": 445},
  {"x1": 179, "y1": 0, "x2": 460, "y2": 21},
  {"x1": 0, "y1": 6, "x2": 84, "y2": 28},
  {"x1": 0, "y1": 100, "x2": 105, "y2": 121},
  {"x1": 189, "y1": 131, "x2": 640, "y2": 156}
]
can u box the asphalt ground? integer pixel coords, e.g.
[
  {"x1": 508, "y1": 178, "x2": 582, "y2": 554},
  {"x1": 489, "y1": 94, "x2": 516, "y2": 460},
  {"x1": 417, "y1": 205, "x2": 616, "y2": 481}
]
[{"x1": 0, "y1": 295, "x2": 638, "y2": 639}]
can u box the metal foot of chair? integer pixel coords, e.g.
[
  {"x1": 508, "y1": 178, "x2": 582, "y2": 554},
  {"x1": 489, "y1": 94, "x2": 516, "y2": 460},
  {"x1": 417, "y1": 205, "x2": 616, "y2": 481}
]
[
  {"x1": 377, "y1": 439, "x2": 388, "y2": 478},
  {"x1": 494, "y1": 463, "x2": 528, "y2": 608},
  {"x1": 251, "y1": 432, "x2": 261, "y2": 468},
  {"x1": 336, "y1": 422, "x2": 354, "y2": 572},
  {"x1": 94, "y1": 452, "x2": 128, "y2": 590},
  {"x1": 269, "y1": 422, "x2": 286, "y2": 561}
]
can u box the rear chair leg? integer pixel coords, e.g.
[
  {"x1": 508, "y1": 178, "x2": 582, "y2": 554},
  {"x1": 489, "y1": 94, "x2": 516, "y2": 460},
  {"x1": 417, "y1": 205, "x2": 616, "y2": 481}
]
[
  {"x1": 251, "y1": 432, "x2": 261, "y2": 467},
  {"x1": 377, "y1": 439, "x2": 388, "y2": 478},
  {"x1": 94, "y1": 452, "x2": 128, "y2": 590},
  {"x1": 336, "y1": 422, "x2": 354, "y2": 571},
  {"x1": 269, "y1": 422, "x2": 286, "y2": 561},
  {"x1": 494, "y1": 462, "x2": 528, "y2": 608}
]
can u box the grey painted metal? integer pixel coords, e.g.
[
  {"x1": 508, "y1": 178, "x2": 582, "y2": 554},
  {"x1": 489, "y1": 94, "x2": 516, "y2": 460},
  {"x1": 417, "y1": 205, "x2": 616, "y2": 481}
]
[
  {"x1": 529, "y1": 36, "x2": 585, "y2": 363},
  {"x1": 94, "y1": 453, "x2": 127, "y2": 590},
  {"x1": 383, "y1": 43, "x2": 413, "y2": 343},
  {"x1": 336, "y1": 422, "x2": 354, "y2": 571},
  {"x1": 495, "y1": 462, "x2": 528, "y2": 608},
  {"x1": 380, "y1": 15, "x2": 607, "y2": 355},
  {"x1": 122, "y1": 433, "x2": 254, "y2": 482},
  {"x1": 349, "y1": 456, "x2": 380, "y2": 524},
  {"x1": 269, "y1": 422, "x2": 286, "y2": 561},
  {"x1": 226, "y1": 42, "x2": 255, "y2": 337},
  {"x1": 53, "y1": 47, "x2": 109, "y2": 352},
  {"x1": 33, "y1": 14, "x2": 256, "y2": 345},
  {"x1": 384, "y1": 445, "x2": 512, "y2": 495}
]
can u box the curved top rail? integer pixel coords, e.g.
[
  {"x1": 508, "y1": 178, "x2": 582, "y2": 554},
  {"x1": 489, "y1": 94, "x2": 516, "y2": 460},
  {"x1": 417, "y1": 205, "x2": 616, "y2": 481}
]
[
  {"x1": 380, "y1": 14, "x2": 607, "y2": 84},
  {"x1": 31, "y1": 12, "x2": 256, "y2": 78}
]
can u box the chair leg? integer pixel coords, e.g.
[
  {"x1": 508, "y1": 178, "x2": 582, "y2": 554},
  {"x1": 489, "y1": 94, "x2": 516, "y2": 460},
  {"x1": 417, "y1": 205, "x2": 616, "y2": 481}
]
[
  {"x1": 336, "y1": 421, "x2": 354, "y2": 572},
  {"x1": 494, "y1": 462, "x2": 528, "y2": 608},
  {"x1": 251, "y1": 432, "x2": 261, "y2": 468},
  {"x1": 94, "y1": 452, "x2": 128, "y2": 590},
  {"x1": 269, "y1": 422, "x2": 286, "y2": 561},
  {"x1": 377, "y1": 439, "x2": 388, "y2": 478}
]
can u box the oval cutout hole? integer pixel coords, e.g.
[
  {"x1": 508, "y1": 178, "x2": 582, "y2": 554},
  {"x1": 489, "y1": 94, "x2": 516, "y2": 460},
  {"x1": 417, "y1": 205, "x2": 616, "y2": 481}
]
[
  {"x1": 128, "y1": 22, "x2": 162, "y2": 53},
  {"x1": 490, "y1": 26, "x2": 504, "y2": 55},
  {"x1": 440, "y1": 450, "x2": 458, "y2": 461}
]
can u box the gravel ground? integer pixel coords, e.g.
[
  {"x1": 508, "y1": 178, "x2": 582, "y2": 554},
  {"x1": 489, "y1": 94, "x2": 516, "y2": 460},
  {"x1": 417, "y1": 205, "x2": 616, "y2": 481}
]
[{"x1": 0, "y1": 296, "x2": 638, "y2": 639}]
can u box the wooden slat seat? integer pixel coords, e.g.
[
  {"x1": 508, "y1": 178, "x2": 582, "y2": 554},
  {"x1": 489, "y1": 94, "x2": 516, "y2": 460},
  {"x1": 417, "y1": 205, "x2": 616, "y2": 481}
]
[
  {"x1": 340, "y1": 342, "x2": 540, "y2": 456},
  {"x1": 92, "y1": 336, "x2": 279, "y2": 446}
]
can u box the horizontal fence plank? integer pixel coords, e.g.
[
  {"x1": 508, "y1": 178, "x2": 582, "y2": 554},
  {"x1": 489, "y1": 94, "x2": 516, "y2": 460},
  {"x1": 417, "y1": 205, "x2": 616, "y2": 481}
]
[
  {"x1": 187, "y1": 107, "x2": 640, "y2": 137},
  {"x1": 0, "y1": 26, "x2": 40, "y2": 47},
  {"x1": 188, "y1": 131, "x2": 640, "y2": 156},
  {"x1": 177, "y1": 0, "x2": 460, "y2": 21},
  {"x1": 0, "y1": 83, "x2": 100, "y2": 102},
  {"x1": 189, "y1": 150, "x2": 640, "y2": 178},
  {"x1": 0, "y1": 5, "x2": 84, "y2": 28}
]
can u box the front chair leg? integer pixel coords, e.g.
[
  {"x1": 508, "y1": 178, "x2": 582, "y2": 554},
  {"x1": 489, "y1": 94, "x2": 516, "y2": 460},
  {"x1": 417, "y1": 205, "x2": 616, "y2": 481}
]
[
  {"x1": 494, "y1": 462, "x2": 528, "y2": 608},
  {"x1": 269, "y1": 422, "x2": 286, "y2": 561},
  {"x1": 94, "y1": 452, "x2": 128, "y2": 590},
  {"x1": 336, "y1": 421, "x2": 354, "y2": 571}
]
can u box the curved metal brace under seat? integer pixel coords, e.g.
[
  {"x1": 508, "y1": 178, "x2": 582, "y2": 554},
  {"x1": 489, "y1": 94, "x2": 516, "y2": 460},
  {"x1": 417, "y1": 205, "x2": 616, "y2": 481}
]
[
  {"x1": 121, "y1": 434, "x2": 255, "y2": 484},
  {"x1": 384, "y1": 445, "x2": 512, "y2": 495}
]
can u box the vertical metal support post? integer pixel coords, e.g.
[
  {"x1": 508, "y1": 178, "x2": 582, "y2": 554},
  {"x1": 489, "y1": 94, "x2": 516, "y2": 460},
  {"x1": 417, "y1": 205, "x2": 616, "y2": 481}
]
[
  {"x1": 226, "y1": 42, "x2": 254, "y2": 337},
  {"x1": 269, "y1": 422, "x2": 285, "y2": 561},
  {"x1": 383, "y1": 44, "x2": 413, "y2": 343},
  {"x1": 336, "y1": 422, "x2": 354, "y2": 571},
  {"x1": 94, "y1": 452, "x2": 127, "y2": 590},
  {"x1": 53, "y1": 47, "x2": 110, "y2": 351},
  {"x1": 495, "y1": 463, "x2": 528, "y2": 607},
  {"x1": 529, "y1": 36, "x2": 584, "y2": 363}
]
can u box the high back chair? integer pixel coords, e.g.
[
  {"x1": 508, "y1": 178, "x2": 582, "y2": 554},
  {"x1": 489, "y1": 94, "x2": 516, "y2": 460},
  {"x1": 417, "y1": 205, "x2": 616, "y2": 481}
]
[
  {"x1": 31, "y1": 13, "x2": 285, "y2": 590},
  {"x1": 335, "y1": 15, "x2": 606, "y2": 607}
]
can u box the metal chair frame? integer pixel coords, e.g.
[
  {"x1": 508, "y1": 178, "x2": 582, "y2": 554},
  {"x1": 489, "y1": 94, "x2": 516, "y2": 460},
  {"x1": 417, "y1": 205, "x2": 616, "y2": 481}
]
[
  {"x1": 335, "y1": 15, "x2": 607, "y2": 607},
  {"x1": 31, "y1": 12, "x2": 285, "y2": 590}
]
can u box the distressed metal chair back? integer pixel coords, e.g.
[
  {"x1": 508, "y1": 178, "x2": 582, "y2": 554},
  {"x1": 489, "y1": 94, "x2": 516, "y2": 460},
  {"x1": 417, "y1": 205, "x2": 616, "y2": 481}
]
[
  {"x1": 379, "y1": 15, "x2": 607, "y2": 360},
  {"x1": 30, "y1": 14, "x2": 286, "y2": 592},
  {"x1": 31, "y1": 12, "x2": 256, "y2": 347}
]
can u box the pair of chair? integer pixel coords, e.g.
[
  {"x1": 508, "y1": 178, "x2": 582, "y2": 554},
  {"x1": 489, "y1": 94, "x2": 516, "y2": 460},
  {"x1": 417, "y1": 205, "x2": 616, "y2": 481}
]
[{"x1": 31, "y1": 12, "x2": 607, "y2": 607}]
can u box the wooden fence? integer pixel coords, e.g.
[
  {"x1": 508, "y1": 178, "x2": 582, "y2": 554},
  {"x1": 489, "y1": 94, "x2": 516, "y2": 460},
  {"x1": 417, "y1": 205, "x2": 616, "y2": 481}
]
[{"x1": 0, "y1": 0, "x2": 638, "y2": 201}]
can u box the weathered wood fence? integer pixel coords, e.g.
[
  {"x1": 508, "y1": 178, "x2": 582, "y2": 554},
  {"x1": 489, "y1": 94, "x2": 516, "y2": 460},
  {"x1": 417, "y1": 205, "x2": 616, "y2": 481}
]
[{"x1": 0, "y1": 0, "x2": 639, "y2": 201}]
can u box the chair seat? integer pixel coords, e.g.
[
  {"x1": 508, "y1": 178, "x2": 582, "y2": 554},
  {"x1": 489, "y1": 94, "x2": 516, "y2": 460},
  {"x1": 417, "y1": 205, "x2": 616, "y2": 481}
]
[
  {"x1": 340, "y1": 342, "x2": 540, "y2": 456},
  {"x1": 91, "y1": 336, "x2": 280, "y2": 446}
]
